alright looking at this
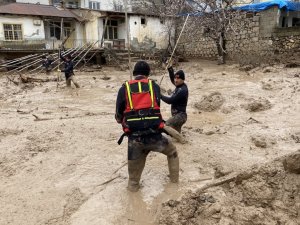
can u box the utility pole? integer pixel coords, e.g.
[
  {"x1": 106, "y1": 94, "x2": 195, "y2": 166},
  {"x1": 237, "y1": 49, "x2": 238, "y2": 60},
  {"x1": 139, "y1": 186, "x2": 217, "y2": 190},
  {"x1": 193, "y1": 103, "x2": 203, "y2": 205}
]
[{"x1": 124, "y1": 0, "x2": 132, "y2": 79}]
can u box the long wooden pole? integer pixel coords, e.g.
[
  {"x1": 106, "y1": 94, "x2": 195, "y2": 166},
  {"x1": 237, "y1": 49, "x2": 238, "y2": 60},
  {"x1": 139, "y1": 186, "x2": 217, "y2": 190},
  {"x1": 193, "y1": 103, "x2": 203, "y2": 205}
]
[
  {"x1": 124, "y1": 0, "x2": 132, "y2": 80},
  {"x1": 159, "y1": 14, "x2": 189, "y2": 85}
]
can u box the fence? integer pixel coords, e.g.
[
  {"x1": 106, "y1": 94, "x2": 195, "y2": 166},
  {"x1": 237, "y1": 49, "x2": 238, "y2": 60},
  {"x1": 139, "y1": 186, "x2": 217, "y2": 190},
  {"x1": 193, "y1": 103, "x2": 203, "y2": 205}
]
[{"x1": 0, "y1": 39, "x2": 101, "y2": 50}]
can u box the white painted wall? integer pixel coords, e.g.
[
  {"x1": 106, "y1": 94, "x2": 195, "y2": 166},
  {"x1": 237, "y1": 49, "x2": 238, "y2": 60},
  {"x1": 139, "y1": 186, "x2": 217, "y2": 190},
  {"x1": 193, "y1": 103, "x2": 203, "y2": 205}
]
[
  {"x1": 16, "y1": 0, "x2": 50, "y2": 5},
  {"x1": 0, "y1": 15, "x2": 45, "y2": 41},
  {"x1": 80, "y1": 0, "x2": 132, "y2": 11},
  {"x1": 75, "y1": 22, "x2": 84, "y2": 40},
  {"x1": 97, "y1": 15, "x2": 173, "y2": 50},
  {"x1": 84, "y1": 14, "x2": 99, "y2": 41},
  {"x1": 128, "y1": 15, "x2": 172, "y2": 49}
]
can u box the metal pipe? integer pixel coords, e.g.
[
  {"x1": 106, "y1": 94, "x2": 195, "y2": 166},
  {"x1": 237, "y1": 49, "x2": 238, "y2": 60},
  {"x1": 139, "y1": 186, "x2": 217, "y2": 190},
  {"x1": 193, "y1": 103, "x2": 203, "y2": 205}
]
[
  {"x1": 52, "y1": 44, "x2": 88, "y2": 71},
  {"x1": 5, "y1": 53, "x2": 47, "y2": 74},
  {"x1": 0, "y1": 54, "x2": 38, "y2": 68},
  {"x1": 29, "y1": 48, "x2": 75, "y2": 73},
  {"x1": 74, "y1": 40, "x2": 99, "y2": 68}
]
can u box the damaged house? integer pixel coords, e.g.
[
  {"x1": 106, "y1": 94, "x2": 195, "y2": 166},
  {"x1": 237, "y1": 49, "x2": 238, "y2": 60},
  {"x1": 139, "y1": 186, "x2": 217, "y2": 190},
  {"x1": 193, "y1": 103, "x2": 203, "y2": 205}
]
[
  {"x1": 0, "y1": 2, "x2": 84, "y2": 50},
  {"x1": 0, "y1": 0, "x2": 174, "y2": 52}
]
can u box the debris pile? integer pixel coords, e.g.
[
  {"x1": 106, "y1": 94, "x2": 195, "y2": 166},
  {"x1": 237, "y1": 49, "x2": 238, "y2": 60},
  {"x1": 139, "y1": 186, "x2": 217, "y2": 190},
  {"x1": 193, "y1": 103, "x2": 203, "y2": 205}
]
[
  {"x1": 194, "y1": 92, "x2": 224, "y2": 112},
  {"x1": 159, "y1": 150, "x2": 300, "y2": 225}
]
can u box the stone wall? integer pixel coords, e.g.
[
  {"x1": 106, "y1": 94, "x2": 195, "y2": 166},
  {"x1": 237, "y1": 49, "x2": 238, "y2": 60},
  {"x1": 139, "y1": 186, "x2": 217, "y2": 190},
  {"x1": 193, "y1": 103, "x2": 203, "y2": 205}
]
[{"x1": 178, "y1": 6, "x2": 300, "y2": 65}]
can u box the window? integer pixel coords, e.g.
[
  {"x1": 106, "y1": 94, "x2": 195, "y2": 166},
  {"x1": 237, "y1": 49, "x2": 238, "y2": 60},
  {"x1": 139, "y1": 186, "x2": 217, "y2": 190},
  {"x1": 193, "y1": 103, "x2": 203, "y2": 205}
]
[
  {"x1": 49, "y1": 22, "x2": 72, "y2": 40},
  {"x1": 292, "y1": 18, "x2": 300, "y2": 27},
  {"x1": 103, "y1": 20, "x2": 118, "y2": 40},
  {"x1": 3, "y1": 24, "x2": 22, "y2": 40},
  {"x1": 89, "y1": 1, "x2": 100, "y2": 10},
  {"x1": 141, "y1": 17, "x2": 146, "y2": 25}
]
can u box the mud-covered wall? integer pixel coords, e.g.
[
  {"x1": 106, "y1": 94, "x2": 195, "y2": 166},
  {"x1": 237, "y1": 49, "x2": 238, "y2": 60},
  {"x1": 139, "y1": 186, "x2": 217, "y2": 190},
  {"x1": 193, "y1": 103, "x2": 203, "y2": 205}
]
[{"x1": 178, "y1": 6, "x2": 300, "y2": 65}]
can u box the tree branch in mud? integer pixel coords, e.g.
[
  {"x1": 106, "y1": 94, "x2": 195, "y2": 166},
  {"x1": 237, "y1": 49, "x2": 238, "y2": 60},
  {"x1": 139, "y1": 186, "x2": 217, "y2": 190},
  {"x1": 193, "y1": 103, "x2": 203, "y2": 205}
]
[
  {"x1": 32, "y1": 114, "x2": 52, "y2": 121},
  {"x1": 6, "y1": 76, "x2": 19, "y2": 85},
  {"x1": 31, "y1": 112, "x2": 113, "y2": 122},
  {"x1": 20, "y1": 75, "x2": 58, "y2": 83},
  {"x1": 96, "y1": 174, "x2": 121, "y2": 187}
]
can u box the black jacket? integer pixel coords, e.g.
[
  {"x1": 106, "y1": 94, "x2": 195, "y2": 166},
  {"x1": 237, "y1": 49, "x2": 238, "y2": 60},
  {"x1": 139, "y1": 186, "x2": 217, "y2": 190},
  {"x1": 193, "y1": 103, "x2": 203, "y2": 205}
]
[
  {"x1": 115, "y1": 75, "x2": 161, "y2": 124},
  {"x1": 161, "y1": 67, "x2": 188, "y2": 115},
  {"x1": 60, "y1": 54, "x2": 74, "y2": 79}
]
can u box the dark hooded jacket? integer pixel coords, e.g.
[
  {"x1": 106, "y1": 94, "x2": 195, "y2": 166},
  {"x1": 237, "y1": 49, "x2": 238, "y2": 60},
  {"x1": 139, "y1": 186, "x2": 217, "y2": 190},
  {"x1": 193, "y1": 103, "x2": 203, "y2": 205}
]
[{"x1": 161, "y1": 67, "x2": 188, "y2": 116}]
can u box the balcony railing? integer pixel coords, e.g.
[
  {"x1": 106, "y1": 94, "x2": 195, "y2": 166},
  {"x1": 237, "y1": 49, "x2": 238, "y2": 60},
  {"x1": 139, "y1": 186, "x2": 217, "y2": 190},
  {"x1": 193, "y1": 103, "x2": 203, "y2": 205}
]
[{"x1": 0, "y1": 39, "x2": 102, "y2": 50}]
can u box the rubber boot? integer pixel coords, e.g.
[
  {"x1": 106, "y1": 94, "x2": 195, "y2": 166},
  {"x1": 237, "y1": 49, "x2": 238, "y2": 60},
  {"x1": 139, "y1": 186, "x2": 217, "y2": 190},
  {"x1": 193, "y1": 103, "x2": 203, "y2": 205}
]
[
  {"x1": 168, "y1": 155, "x2": 179, "y2": 183},
  {"x1": 127, "y1": 157, "x2": 146, "y2": 192}
]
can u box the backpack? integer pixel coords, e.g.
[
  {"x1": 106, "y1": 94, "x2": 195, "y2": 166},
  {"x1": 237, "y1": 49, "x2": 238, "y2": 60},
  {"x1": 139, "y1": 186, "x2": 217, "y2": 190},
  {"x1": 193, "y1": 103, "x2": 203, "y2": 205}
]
[{"x1": 122, "y1": 78, "x2": 164, "y2": 134}]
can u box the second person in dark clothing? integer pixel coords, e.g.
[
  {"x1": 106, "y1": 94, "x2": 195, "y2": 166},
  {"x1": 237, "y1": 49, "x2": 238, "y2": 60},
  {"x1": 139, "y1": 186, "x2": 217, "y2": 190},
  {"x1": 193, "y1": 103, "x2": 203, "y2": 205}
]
[
  {"x1": 60, "y1": 53, "x2": 80, "y2": 88},
  {"x1": 161, "y1": 66, "x2": 189, "y2": 133}
]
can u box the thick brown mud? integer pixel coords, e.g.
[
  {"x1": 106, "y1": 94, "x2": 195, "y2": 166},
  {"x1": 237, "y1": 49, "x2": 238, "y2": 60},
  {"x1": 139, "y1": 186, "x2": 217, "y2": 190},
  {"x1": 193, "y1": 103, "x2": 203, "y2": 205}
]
[{"x1": 0, "y1": 60, "x2": 299, "y2": 225}]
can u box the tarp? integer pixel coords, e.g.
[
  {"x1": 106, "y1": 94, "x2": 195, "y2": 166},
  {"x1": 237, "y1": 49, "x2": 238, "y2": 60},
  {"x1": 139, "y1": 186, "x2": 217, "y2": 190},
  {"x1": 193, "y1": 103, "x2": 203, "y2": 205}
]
[
  {"x1": 236, "y1": 0, "x2": 300, "y2": 12},
  {"x1": 178, "y1": 0, "x2": 300, "y2": 17}
]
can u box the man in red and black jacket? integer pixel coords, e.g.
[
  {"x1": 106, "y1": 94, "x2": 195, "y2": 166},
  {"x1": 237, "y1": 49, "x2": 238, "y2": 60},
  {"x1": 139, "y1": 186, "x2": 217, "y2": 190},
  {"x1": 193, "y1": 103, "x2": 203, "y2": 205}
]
[{"x1": 115, "y1": 60, "x2": 179, "y2": 192}]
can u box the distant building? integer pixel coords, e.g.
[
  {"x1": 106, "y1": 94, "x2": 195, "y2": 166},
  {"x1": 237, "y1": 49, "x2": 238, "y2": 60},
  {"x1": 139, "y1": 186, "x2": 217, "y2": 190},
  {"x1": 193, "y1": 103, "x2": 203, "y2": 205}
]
[
  {"x1": 0, "y1": 3, "x2": 84, "y2": 49},
  {"x1": 0, "y1": 1, "x2": 174, "y2": 51},
  {"x1": 0, "y1": 0, "x2": 16, "y2": 5}
]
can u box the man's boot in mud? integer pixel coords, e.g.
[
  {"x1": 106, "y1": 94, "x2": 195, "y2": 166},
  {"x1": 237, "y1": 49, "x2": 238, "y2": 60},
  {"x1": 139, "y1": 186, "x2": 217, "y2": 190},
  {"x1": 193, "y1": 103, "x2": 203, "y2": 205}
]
[
  {"x1": 127, "y1": 157, "x2": 146, "y2": 192},
  {"x1": 167, "y1": 153, "x2": 179, "y2": 183}
]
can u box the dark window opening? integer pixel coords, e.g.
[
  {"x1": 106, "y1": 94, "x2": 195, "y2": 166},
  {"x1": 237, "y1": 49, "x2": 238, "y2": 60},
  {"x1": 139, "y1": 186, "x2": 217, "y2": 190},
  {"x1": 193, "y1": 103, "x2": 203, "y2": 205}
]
[
  {"x1": 292, "y1": 17, "x2": 300, "y2": 27},
  {"x1": 282, "y1": 17, "x2": 286, "y2": 27},
  {"x1": 141, "y1": 18, "x2": 146, "y2": 25},
  {"x1": 49, "y1": 22, "x2": 72, "y2": 40},
  {"x1": 103, "y1": 19, "x2": 118, "y2": 40}
]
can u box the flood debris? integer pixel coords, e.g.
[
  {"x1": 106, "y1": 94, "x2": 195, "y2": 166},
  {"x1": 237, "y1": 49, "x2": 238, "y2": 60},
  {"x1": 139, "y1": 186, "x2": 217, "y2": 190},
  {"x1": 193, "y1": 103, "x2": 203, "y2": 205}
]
[
  {"x1": 242, "y1": 97, "x2": 272, "y2": 112},
  {"x1": 194, "y1": 92, "x2": 224, "y2": 112},
  {"x1": 20, "y1": 75, "x2": 58, "y2": 83},
  {"x1": 159, "y1": 151, "x2": 300, "y2": 225}
]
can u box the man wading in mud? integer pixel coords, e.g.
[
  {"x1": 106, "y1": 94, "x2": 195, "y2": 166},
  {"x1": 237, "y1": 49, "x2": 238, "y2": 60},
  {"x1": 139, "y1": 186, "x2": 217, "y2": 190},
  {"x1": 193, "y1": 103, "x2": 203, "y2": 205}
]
[
  {"x1": 115, "y1": 60, "x2": 179, "y2": 192},
  {"x1": 60, "y1": 53, "x2": 80, "y2": 88},
  {"x1": 161, "y1": 62, "x2": 189, "y2": 133}
]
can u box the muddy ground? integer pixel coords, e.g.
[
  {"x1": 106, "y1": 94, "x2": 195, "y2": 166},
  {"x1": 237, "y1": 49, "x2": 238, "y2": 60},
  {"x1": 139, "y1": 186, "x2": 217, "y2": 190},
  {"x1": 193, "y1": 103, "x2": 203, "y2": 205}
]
[{"x1": 0, "y1": 59, "x2": 299, "y2": 225}]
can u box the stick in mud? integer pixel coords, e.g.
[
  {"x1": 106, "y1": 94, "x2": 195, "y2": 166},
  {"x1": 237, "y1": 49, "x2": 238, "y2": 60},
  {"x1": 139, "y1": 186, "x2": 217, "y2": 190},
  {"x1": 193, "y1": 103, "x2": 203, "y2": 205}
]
[
  {"x1": 163, "y1": 125, "x2": 186, "y2": 144},
  {"x1": 32, "y1": 114, "x2": 51, "y2": 121}
]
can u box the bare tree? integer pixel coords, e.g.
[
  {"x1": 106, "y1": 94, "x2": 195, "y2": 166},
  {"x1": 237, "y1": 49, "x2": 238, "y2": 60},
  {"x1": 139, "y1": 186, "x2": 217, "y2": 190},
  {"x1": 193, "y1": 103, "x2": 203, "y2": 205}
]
[
  {"x1": 184, "y1": 0, "x2": 243, "y2": 64},
  {"x1": 133, "y1": 0, "x2": 243, "y2": 64}
]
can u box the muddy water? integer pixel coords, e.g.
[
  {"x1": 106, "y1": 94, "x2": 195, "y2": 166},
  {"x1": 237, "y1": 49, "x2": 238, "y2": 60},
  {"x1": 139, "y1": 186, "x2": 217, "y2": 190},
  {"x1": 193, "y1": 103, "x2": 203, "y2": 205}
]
[{"x1": 0, "y1": 60, "x2": 299, "y2": 225}]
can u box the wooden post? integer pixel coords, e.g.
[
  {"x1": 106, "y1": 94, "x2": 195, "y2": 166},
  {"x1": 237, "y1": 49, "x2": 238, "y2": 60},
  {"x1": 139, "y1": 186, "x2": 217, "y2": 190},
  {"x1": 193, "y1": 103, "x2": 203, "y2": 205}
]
[
  {"x1": 124, "y1": 0, "x2": 132, "y2": 80},
  {"x1": 60, "y1": 18, "x2": 64, "y2": 47},
  {"x1": 159, "y1": 14, "x2": 189, "y2": 85}
]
